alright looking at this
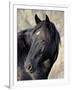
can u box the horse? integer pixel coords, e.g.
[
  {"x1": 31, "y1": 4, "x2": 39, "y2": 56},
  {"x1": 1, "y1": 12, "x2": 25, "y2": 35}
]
[{"x1": 17, "y1": 14, "x2": 60, "y2": 80}]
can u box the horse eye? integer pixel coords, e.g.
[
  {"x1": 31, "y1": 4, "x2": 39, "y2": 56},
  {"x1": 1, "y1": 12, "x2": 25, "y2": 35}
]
[
  {"x1": 40, "y1": 40, "x2": 45, "y2": 43},
  {"x1": 42, "y1": 40, "x2": 45, "y2": 42}
]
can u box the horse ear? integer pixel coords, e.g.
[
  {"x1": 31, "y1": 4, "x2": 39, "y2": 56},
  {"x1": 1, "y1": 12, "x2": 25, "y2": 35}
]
[
  {"x1": 35, "y1": 14, "x2": 41, "y2": 24},
  {"x1": 46, "y1": 15, "x2": 50, "y2": 23}
]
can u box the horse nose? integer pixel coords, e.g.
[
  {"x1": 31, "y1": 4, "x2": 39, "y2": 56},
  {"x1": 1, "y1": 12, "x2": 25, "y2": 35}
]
[
  {"x1": 28, "y1": 64, "x2": 32, "y2": 71},
  {"x1": 24, "y1": 63, "x2": 33, "y2": 73}
]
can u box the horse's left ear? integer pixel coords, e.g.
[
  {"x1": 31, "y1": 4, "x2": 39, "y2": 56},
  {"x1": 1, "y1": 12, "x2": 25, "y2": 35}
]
[
  {"x1": 46, "y1": 15, "x2": 50, "y2": 23},
  {"x1": 35, "y1": 14, "x2": 41, "y2": 24}
]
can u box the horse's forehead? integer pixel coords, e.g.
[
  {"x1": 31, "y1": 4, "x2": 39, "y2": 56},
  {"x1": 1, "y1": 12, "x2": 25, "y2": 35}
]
[
  {"x1": 36, "y1": 31, "x2": 40, "y2": 35},
  {"x1": 32, "y1": 22, "x2": 48, "y2": 41},
  {"x1": 36, "y1": 27, "x2": 46, "y2": 38}
]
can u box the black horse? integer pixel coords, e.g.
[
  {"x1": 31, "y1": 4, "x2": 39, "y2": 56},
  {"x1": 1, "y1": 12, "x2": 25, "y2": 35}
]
[{"x1": 17, "y1": 14, "x2": 60, "y2": 80}]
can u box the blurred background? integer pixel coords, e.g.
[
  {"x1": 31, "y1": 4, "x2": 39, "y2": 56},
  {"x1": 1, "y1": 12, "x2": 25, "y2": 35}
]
[{"x1": 17, "y1": 9, "x2": 64, "y2": 79}]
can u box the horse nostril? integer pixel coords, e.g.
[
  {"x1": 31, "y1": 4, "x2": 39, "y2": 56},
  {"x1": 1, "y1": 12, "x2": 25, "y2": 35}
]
[{"x1": 28, "y1": 64, "x2": 32, "y2": 72}]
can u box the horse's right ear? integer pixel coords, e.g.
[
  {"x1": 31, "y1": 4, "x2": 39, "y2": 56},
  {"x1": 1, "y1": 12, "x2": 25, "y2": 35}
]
[
  {"x1": 35, "y1": 14, "x2": 41, "y2": 24},
  {"x1": 46, "y1": 15, "x2": 50, "y2": 23}
]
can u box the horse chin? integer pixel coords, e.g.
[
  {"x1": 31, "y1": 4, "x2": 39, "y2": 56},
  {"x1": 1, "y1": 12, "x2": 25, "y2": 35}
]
[{"x1": 29, "y1": 70, "x2": 47, "y2": 80}]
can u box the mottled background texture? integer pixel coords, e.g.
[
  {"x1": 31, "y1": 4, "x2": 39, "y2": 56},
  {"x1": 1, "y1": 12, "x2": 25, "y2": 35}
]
[{"x1": 17, "y1": 9, "x2": 64, "y2": 79}]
